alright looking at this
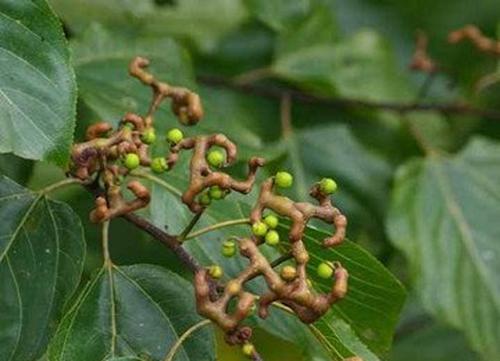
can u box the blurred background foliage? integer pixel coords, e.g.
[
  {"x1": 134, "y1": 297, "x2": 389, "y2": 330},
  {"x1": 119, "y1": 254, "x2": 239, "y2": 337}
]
[{"x1": 2, "y1": 0, "x2": 499, "y2": 360}]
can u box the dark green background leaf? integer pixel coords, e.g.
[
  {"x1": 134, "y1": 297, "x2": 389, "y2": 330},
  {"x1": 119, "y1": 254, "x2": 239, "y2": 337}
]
[
  {"x1": 49, "y1": 264, "x2": 215, "y2": 361},
  {"x1": 0, "y1": 176, "x2": 85, "y2": 361}
]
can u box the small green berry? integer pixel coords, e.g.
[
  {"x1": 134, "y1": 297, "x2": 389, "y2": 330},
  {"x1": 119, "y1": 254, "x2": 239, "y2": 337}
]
[
  {"x1": 252, "y1": 221, "x2": 268, "y2": 237},
  {"x1": 199, "y1": 193, "x2": 211, "y2": 206},
  {"x1": 263, "y1": 214, "x2": 279, "y2": 229},
  {"x1": 208, "y1": 265, "x2": 223, "y2": 279},
  {"x1": 319, "y1": 177, "x2": 337, "y2": 195},
  {"x1": 206, "y1": 149, "x2": 225, "y2": 168},
  {"x1": 265, "y1": 230, "x2": 280, "y2": 246},
  {"x1": 280, "y1": 265, "x2": 297, "y2": 281},
  {"x1": 242, "y1": 343, "x2": 255, "y2": 357},
  {"x1": 221, "y1": 240, "x2": 237, "y2": 258},
  {"x1": 123, "y1": 153, "x2": 140, "y2": 170},
  {"x1": 150, "y1": 157, "x2": 168, "y2": 173},
  {"x1": 141, "y1": 127, "x2": 156, "y2": 144},
  {"x1": 166, "y1": 128, "x2": 184, "y2": 144},
  {"x1": 275, "y1": 171, "x2": 293, "y2": 188},
  {"x1": 317, "y1": 262, "x2": 334, "y2": 279},
  {"x1": 209, "y1": 186, "x2": 225, "y2": 200}
]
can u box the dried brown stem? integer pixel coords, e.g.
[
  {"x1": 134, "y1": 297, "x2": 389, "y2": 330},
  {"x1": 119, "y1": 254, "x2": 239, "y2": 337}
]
[
  {"x1": 167, "y1": 134, "x2": 265, "y2": 213},
  {"x1": 448, "y1": 25, "x2": 500, "y2": 56}
]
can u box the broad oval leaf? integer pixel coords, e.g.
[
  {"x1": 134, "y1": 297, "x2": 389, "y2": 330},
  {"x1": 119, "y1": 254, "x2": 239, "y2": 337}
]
[
  {"x1": 48, "y1": 264, "x2": 215, "y2": 361},
  {"x1": 0, "y1": 176, "x2": 85, "y2": 361},
  {"x1": 387, "y1": 137, "x2": 500, "y2": 360},
  {"x1": 0, "y1": 0, "x2": 76, "y2": 166}
]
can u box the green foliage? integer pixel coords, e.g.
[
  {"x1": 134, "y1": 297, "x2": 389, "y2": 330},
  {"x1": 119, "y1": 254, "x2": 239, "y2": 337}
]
[
  {"x1": 387, "y1": 137, "x2": 500, "y2": 359},
  {"x1": 0, "y1": 0, "x2": 76, "y2": 166},
  {"x1": 1, "y1": 0, "x2": 499, "y2": 360},
  {"x1": 0, "y1": 176, "x2": 85, "y2": 361},
  {"x1": 48, "y1": 264, "x2": 215, "y2": 361}
]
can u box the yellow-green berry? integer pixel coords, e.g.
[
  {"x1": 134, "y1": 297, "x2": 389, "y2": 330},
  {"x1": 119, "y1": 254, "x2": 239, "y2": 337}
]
[
  {"x1": 265, "y1": 230, "x2": 280, "y2": 246},
  {"x1": 280, "y1": 265, "x2": 297, "y2": 281},
  {"x1": 209, "y1": 186, "x2": 224, "y2": 200},
  {"x1": 263, "y1": 214, "x2": 279, "y2": 229},
  {"x1": 242, "y1": 343, "x2": 255, "y2": 357},
  {"x1": 317, "y1": 262, "x2": 334, "y2": 279},
  {"x1": 141, "y1": 127, "x2": 156, "y2": 144},
  {"x1": 206, "y1": 149, "x2": 225, "y2": 168},
  {"x1": 123, "y1": 153, "x2": 140, "y2": 170},
  {"x1": 221, "y1": 240, "x2": 237, "y2": 258},
  {"x1": 208, "y1": 265, "x2": 223, "y2": 279},
  {"x1": 166, "y1": 128, "x2": 184, "y2": 144},
  {"x1": 150, "y1": 157, "x2": 168, "y2": 173},
  {"x1": 199, "y1": 193, "x2": 211, "y2": 206},
  {"x1": 319, "y1": 177, "x2": 337, "y2": 195},
  {"x1": 275, "y1": 171, "x2": 293, "y2": 188},
  {"x1": 252, "y1": 221, "x2": 268, "y2": 237}
]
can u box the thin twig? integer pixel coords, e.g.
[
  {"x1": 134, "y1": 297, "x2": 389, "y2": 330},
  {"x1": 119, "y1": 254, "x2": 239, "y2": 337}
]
[
  {"x1": 197, "y1": 74, "x2": 500, "y2": 121},
  {"x1": 122, "y1": 212, "x2": 202, "y2": 274},
  {"x1": 38, "y1": 178, "x2": 83, "y2": 195}
]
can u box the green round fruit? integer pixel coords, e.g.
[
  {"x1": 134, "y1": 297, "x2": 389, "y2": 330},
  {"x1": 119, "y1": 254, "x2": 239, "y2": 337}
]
[
  {"x1": 252, "y1": 221, "x2": 268, "y2": 237},
  {"x1": 242, "y1": 343, "x2": 255, "y2": 357},
  {"x1": 263, "y1": 214, "x2": 279, "y2": 229},
  {"x1": 209, "y1": 186, "x2": 224, "y2": 200},
  {"x1": 199, "y1": 193, "x2": 211, "y2": 206},
  {"x1": 166, "y1": 128, "x2": 184, "y2": 144},
  {"x1": 319, "y1": 177, "x2": 337, "y2": 194},
  {"x1": 123, "y1": 153, "x2": 140, "y2": 170},
  {"x1": 275, "y1": 171, "x2": 293, "y2": 188},
  {"x1": 208, "y1": 265, "x2": 223, "y2": 279},
  {"x1": 206, "y1": 149, "x2": 225, "y2": 168},
  {"x1": 150, "y1": 157, "x2": 168, "y2": 173},
  {"x1": 317, "y1": 262, "x2": 334, "y2": 279},
  {"x1": 265, "y1": 230, "x2": 280, "y2": 246},
  {"x1": 221, "y1": 240, "x2": 237, "y2": 257},
  {"x1": 141, "y1": 127, "x2": 156, "y2": 144},
  {"x1": 280, "y1": 265, "x2": 297, "y2": 281}
]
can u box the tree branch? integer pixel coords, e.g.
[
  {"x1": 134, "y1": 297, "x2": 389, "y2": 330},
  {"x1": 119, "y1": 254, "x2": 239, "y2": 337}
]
[{"x1": 197, "y1": 74, "x2": 500, "y2": 121}]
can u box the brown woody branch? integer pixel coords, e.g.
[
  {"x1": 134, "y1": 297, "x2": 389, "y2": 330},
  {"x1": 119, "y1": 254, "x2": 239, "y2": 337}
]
[{"x1": 197, "y1": 74, "x2": 500, "y2": 121}]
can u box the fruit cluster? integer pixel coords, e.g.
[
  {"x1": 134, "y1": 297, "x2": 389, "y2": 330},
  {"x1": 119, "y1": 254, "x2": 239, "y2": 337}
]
[{"x1": 71, "y1": 57, "x2": 349, "y2": 359}]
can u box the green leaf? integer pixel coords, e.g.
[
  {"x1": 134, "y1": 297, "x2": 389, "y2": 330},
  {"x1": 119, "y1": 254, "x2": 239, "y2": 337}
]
[
  {"x1": 145, "y1": 0, "x2": 249, "y2": 53},
  {"x1": 0, "y1": 0, "x2": 77, "y2": 166},
  {"x1": 0, "y1": 176, "x2": 85, "y2": 361},
  {"x1": 390, "y1": 322, "x2": 480, "y2": 361},
  {"x1": 272, "y1": 30, "x2": 412, "y2": 101},
  {"x1": 0, "y1": 154, "x2": 33, "y2": 184},
  {"x1": 387, "y1": 137, "x2": 500, "y2": 359},
  {"x1": 244, "y1": 0, "x2": 311, "y2": 31},
  {"x1": 295, "y1": 224, "x2": 406, "y2": 358},
  {"x1": 49, "y1": 0, "x2": 156, "y2": 35},
  {"x1": 71, "y1": 24, "x2": 194, "y2": 126},
  {"x1": 48, "y1": 264, "x2": 216, "y2": 361}
]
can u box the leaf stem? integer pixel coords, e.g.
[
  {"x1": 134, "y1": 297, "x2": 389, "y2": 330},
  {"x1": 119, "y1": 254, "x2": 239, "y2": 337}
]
[
  {"x1": 38, "y1": 178, "x2": 83, "y2": 195},
  {"x1": 179, "y1": 211, "x2": 204, "y2": 241},
  {"x1": 102, "y1": 220, "x2": 112, "y2": 265},
  {"x1": 163, "y1": 319, "x2": 212, "y2": 361},
  {"x1": 185, "y1": 218, "x2": 251, "y2": 240},
  {"x1": 131, "y1": 170, "x2": 183, "y2": 197}
]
